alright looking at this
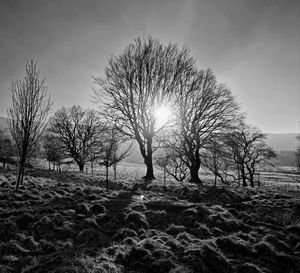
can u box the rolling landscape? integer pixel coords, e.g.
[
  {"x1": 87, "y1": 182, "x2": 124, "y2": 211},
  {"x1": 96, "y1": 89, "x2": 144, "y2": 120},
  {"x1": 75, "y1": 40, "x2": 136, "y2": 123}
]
[{"x1": 1, "y1": 1, "x2": 300, "y2": 273}]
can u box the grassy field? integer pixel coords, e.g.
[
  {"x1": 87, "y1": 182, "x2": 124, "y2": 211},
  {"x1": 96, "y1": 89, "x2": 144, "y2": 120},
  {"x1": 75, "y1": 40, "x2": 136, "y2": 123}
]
[{"x1": 0, "y1": 164, "x2": 299, "y2": 273}]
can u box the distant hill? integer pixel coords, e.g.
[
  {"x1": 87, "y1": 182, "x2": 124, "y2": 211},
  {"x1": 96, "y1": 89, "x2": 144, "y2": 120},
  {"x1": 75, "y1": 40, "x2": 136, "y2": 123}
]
[
  {"x1": 0, "y1": 116, "x2": 8, "y2": 130},
  {"x1": 125, "y1": 133, "x2": 300, "y2": 166},
  {"x1": 266, "y1": 133, "x2": 298, "y2": 151}
]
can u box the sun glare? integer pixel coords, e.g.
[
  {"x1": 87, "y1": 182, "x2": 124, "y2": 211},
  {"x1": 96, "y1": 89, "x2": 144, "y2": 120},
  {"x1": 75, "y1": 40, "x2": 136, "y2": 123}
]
[{"x1": 154, "y1": 105, "x2": 172, "y2": 128}]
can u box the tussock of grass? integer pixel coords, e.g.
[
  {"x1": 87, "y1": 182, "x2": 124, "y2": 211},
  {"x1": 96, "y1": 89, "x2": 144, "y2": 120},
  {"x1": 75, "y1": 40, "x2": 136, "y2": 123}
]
[
  {"x1": 216, "y1": 235, "x2": 253, "y2": 256},
  {"x1": 75, "y1": 203, "x2": 90, "y2": 215},
  {"x1": 263, "y1": 234, "x2": 290, "y2": 253},
  {"x1": 166, "y1": 224, "x2": 186, "y2": 236},
  {"x1": 123, "y1": 246, "x2": 153, "y2": 270},
  {"x1": 125, "y1": 211, "x2": 148, "y2": 230},
  {"x1": 236, "y1": 262, "x2": 262, "y2": 273},
  {"x1": 145, "y1": 209, "x2": 169, "y2": 228},
  {"x1": 0, "y1": 220, "x2": 19, "y2": 242},
  {"x1": 32, "y1": 215, "x2": 57, "y2": 240},
  {"x1": 75, "y1": 228, "x2": 105, "y2": 245},
  {"x1": 176, "y1": 231, "x2": 196, "y2": 245},
  {"x1": 0, "y1": 240, "x2": 29, "y2": 257},
  {"x1": 152, "y1": 258, "x2": 177, "y2": 273},
  {"x1": 183, "y1": 243, "x2": 232, "y2": 273},
  {"x1": 90, "y1": 203, "x2": 105, "y2": 215},
  {"x1": 254, "y1": 241, "x2": 277, "y2": 257},
  {"x1": 117, "y1": 228, "x2": 138, "y2": 240}
]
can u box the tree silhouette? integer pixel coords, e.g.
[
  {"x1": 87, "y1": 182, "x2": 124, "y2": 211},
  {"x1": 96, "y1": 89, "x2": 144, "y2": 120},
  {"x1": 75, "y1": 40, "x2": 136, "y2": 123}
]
[
  {"x1": 43, "y1": 131, "x2": 65, "y2": 172},
  {"x1": 96, "y1": 128, "x2": 132, "y2": 190},
  {"x1": 226, "y1": 124, "x2": 276, "y2": 187},
  {"x1": 7, "y1": 60, "x2": 52, "y2": 190},
  {"x1": 49, "y1": 105, "x2": 105, "y2": 172},
  {"x1": 0, "y1": 130, "x2": 15, "y2": 168},
  {"x1": 173, "y1": 68, "x2": 239, "y2": 184},
  {"x1": 94, "y1": 37, "x2": 195, "y2": 181}
]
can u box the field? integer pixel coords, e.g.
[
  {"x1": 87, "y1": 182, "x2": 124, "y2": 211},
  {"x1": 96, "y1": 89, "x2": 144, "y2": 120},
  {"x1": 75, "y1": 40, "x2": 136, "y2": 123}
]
[{"x1": 0, "y1": 166, "x2": 299, "y2": 273}]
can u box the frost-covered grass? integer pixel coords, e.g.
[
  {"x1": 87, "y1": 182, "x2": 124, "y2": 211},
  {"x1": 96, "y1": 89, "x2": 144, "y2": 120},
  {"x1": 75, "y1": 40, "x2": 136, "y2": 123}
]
[{"x1": 0, "y1": 168, "x2": 299, "y2": 273}]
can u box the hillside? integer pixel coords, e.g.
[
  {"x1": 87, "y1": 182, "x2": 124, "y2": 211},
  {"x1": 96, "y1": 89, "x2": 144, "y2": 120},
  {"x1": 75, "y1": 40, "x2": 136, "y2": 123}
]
[
  {"x1": 266, "y1": 133, "x2": 298, "y2": 151},
  {"x1": 0, "y1": 116, "x2": 8, "y2": 130}
]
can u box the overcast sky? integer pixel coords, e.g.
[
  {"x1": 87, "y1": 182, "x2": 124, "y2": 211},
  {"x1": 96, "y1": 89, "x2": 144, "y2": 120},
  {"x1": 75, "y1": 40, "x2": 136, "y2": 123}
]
[{"x1": 0, "y1": 0, "x2": 299, "y2": 133}]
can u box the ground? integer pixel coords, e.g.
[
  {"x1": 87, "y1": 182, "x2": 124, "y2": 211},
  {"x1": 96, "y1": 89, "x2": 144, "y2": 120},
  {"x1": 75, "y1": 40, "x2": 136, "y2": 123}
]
[{"x1": 0, "y1": 169, "x2": 299, "y2": 273}]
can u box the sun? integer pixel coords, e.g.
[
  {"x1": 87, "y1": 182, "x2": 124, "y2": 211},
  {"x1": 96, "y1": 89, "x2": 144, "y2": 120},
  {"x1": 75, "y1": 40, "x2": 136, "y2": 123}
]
[{"x1": 154, "y1": 105, "x2": 172, "y2": 128}]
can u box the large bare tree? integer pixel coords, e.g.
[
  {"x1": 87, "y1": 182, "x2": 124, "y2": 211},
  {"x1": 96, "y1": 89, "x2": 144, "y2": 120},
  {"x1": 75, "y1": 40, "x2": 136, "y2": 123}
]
[
  {"x1": 172, "y1": 68, "x2": 239, "y2": 184},
  {"x1": 7, "y1": 60, "x2": 52, "y2": 190},
  {"x1": 49, "y1": 105, "x2": 105, "y2": 172},
  {"x1": 94, "y1": 37, "x2": 195, "y2": 180}
]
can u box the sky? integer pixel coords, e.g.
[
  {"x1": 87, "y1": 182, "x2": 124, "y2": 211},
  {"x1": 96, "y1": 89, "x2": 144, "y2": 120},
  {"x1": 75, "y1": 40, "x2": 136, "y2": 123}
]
[{"x1": 0, "y1": 0, "x2": 299, "y2": 133}]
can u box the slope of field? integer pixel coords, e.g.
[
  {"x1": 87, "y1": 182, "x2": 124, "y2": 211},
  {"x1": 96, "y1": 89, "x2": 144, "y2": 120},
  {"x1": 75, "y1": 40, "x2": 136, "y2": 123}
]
[{"x1": 0, "y1": 169, "x2": 299, "y2": 273}]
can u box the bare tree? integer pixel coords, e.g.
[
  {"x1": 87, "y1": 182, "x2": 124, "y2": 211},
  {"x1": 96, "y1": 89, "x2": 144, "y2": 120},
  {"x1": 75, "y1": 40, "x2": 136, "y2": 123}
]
[
  {"x1": 173, "y1": 68, "x2": 240, "y2": 185},
  {"x1": 202, "y1": 137, "x2": 235, "y2": 187},
  {"x1": 49, "y1": 105, "x2": 105, "y2": 172},
  {"x1": 43, "y1": 131, "x2": 65, "y2": 172},
  {"x1": 7, "y1": 60, "x2": 52, "y2": 190},
  {"x1": 226, "y1": 124, "x2": 276, "y2": 187},
  {"x1": 96, "y1": 128, "x2": 132, "y2": 190},
  {"x1": 0, "y1": 130, "x2": 15, "y2": 168},
  {"x1": 94, "y1": 37, "x2": 195, "y2": 181},
  {"x1": 155, "y1": 144, "x2": 189, "y2": 184}
]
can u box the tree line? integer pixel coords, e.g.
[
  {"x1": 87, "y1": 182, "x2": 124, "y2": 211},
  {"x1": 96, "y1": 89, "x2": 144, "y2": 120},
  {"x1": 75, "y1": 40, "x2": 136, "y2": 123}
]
[{"x1": 2, "y1": 37, "x2": 280, "y2": 190}]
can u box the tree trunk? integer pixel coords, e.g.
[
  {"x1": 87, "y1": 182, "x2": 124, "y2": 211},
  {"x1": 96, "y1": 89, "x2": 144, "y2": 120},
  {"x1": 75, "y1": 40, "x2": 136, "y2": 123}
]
[
  {"x1": 163, "y1": 167, "x2": 166, "y2": 190},
  {"x1": 240, "y1": 166, "x2": 247, "y2": 187},
  {"x1": 139, "y1": 137, "x2": 155, "y2": 181},
  {"x1": 190, "y1": 166, "x2": 201, "y2": 184},
  {"x1": 113, "y1": 164, "x2": 117, "y2": 181},
  {"x1": 105, "y1": 162, "x2": 109, "y2": 190},
  {"x1": 246, "y1": 164, "x2": 254, "y2": 187},
  {"x1": 249, "y1": 173, "x2": 254, "y2": 187},
  {"x1": 189, "y1": 154, "x2": 202, "y2": 185},
  {"x1": 16, "y1": 168, "x2": 22, "y2": 190},
  {"x1": 144, "y1": 157, "x2": 155, "y2": 180},
  {"x1": 16, "y1": 158, "x2": 25, "y2": 190},
  {"x1": 78, "y1": 162, "x2": 84, "y2": 172}
]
